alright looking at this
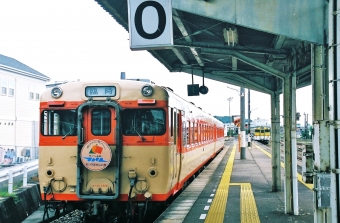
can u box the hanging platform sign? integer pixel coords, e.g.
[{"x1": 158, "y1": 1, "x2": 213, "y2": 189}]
[{"x1": 127, "y1": 0, "x2": 173, "y2": 50}]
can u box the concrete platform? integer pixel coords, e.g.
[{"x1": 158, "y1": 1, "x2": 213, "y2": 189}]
[{"x1": 156, "y1": 140, "x2": 314, "y2": 222}]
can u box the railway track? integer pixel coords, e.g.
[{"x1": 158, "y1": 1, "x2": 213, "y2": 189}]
[{"x1": 253, "y1": 139, "x2": 312, "y2": 167}]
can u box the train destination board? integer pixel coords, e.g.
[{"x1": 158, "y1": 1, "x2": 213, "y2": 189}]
[{"x1": 85, "y1": 86, "x2": 116, "y2": 97}]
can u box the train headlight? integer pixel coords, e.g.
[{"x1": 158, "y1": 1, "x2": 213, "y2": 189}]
[
  {"x1": 51, "y1": 86, "x2": 63, "y2": 98},
  {"x1": 141, "y1": 85, "x2": 153, "y2": 97}
]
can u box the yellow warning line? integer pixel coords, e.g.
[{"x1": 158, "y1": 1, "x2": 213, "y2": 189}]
[
  {"x1": 254, "y1": 144, "x2": 313, "y2": 190},
  {"x1": 205, "y1": 145, "x2": 261, "y2": 223},
  {"x1": 204, "y1": 145, "x2": 236, "y2": 223},
  {"x1": 230, "y1": 183, "x2": 261, "y2": 223}
]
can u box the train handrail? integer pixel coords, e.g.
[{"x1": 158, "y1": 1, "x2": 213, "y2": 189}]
[{"x1": 0, "y1": 160, "x2": 38, "y2": 183}]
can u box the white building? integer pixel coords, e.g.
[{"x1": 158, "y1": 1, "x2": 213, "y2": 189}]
[
  {"x1": 0, "y1": 54, "x2": 50, "y2": 161},
  {"x1": 224, "y1": 123, "x2": 235, "y2": 136}
]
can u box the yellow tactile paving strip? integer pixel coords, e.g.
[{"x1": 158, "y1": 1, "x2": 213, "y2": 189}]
[
  {"x1": 230, "y1": 183, "x2": 261, "y2": 223},
  {"x1": 204, "y1": 145, "x2": 236, "y2": 223},
  {"x1": 205, "y1": 145, "x2": 261, "y2": 223}
]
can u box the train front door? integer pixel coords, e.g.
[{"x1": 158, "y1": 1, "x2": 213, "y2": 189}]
[
  {"x1": 170, "y1": 108, "x2": 181, "y2": 191},
  {"x1": 76, "y1": 102, "x2": 122, "y2": 199},
  {"x1": 173, "y1": 110, "x2": 183, "y2": 193},
  {"x1": 83, "y1": 107, "x2": 116, "y2": 144}
]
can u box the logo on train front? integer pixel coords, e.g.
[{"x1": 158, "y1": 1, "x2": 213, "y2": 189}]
[{"x1": 81, "y1": 139, "x2": 112, "y2": 171}]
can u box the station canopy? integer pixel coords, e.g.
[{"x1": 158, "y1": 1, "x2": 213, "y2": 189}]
[{"x1": 95, "y1": 0, "x2": 324, "y2": 95}]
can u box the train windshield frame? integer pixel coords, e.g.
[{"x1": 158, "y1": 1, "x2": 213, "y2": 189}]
[
  {"x1": 123, "y1": 108, "x2": 166, "y2": 136},
  {"x1": 41, "y1": 110, "x2": 77, "y2": 136}
]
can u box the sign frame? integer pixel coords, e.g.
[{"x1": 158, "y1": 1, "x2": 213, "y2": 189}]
[{"x1": 127, "y1": 0, "x2": 173, "y2": 50}]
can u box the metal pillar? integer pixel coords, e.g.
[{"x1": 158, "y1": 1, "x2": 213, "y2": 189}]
[
  {"x1": 240, "y1": 87, "x2": 246, "y2": 159},
  {"x1": 290, "y1": 62, "x2": 299, "y2": 216},
  {"x1": 312, "y1": 43, "x2": 334, "y2": 223},
  {"x1": 23, "y1": 166, "x2": 27, "y2": 187},
  {"x1": 248, "y1": 89, "x2": 251, "y2": 147},
  {"x1": 8, "y1": 170, "x2": 13, "y2": 194},
  {"x1": 283, "y1": 67, "x2": 298, "y2": 214},
  {"x1": 311, "y1": 0, "x2": 339, "y2": 220},
  {"x1": 328, "y1": 0, "x2": 340, "y2": 222},
  {"x1": 271, "y1": 90, "x2": 281, "y2": 192},
  {"x1": 228, "y1": 97, "x2": 233, "y2": 136}
]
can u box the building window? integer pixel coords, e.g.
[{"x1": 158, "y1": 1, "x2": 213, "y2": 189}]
[
  {"x1": 35, "y1": 93, "x2": 40, "y2": 100},
  {"x1": 1, "y1": 78, "x2": 7, "y2": 95},
  {"x1": 29, "y1": 85, "x2": 34, "y2": 99},
  {"x1": 8, "y1": 79, "x2": 14, "y2": 96},
  {"x1": 9, "y1": 88, "x2": 14, "y2": 96}
]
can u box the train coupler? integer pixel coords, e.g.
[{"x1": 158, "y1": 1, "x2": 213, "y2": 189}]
[{"x1": 42, "y1": 200, "x2": 67, "y2": 222}]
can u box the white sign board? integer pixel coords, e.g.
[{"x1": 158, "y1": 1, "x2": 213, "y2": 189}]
[{"x1": 127, "y1": 0, "x2": 173, "y2": 50}]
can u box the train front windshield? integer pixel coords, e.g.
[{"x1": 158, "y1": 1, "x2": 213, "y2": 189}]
[
  {"x1": 42, "y1": 110, "x2": 77, "y2": 136},
  {"x1": 123, "y1": 109, "x2": 166, "y2": 135},
  {"x1": 41, "y1": 109, "x2": 166, "y2": 136}
]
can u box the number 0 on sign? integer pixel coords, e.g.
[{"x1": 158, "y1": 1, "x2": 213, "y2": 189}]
[{"x1": 127, "y1": 0, "x2": 173, "y2": 50}]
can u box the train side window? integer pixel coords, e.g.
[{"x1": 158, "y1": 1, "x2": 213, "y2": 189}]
[
  {"x1": 208, "y1": 125, "x2": 210, "y2": 140},
  {"x1": 198, "y1": 124, "x2": 201, "y2": 143},
  {"x1": 42, "y1": 110, "x2": 77, "y2": 136},
  {"x1": 170, "y1": 107, "x2": 173, "y2": 137},
  {"x1": 174, "y1": 110, "x2": 177, "y2": 144},
  {"x1": 182, "y1": 120, "x2": 187, "y2": 147},
  {"x1": 194, "y1": 123, "x2": 198, "y2": 144},
  {"x1": 123, "y1": 109, "x2": 165, "y2": 135},
  {"x1": 189, "y1": 122, "x2": 194, "y2": 145},
  {"x1": 187, "y1": 121, "x2": 191, "y2": 145},
  {"x1": 203, "y1": 125, "x2": 205, "y2": 141},
  {"x1": 92, "y1": 109, "x2": 111, "y2": 135}
]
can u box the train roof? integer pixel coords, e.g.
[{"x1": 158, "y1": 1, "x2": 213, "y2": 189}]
[
  {"x1": 41, "y1": 79, "x2": 223, "y2": 126},
  {"x1": 41, "y1": 79, "x2": 167, "y2": 101}
]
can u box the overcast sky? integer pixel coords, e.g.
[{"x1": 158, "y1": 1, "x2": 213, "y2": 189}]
[{"x1": 0, "y1": 0, "x2": 312, "y2": 123}]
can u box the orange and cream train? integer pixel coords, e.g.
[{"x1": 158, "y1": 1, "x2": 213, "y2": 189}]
[{"x1": 38, "y1": 79, "x2": 225, "y2": 221}]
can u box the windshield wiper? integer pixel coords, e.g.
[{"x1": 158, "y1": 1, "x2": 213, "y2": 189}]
[
  {"x1": 133, "y1": 127, "x2": 146, "y2": 141},
  {"x1": 62, "y1": 124, "x2": 76, "y2": 140}
]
